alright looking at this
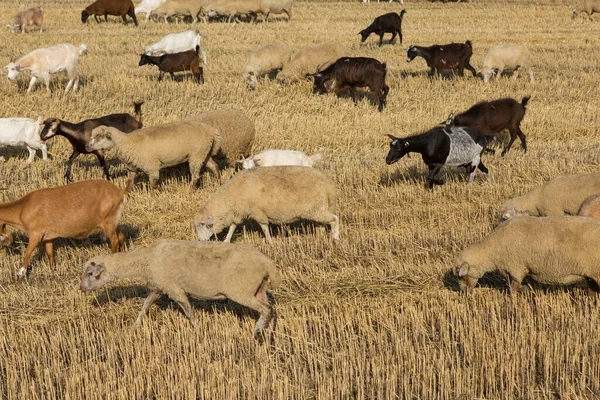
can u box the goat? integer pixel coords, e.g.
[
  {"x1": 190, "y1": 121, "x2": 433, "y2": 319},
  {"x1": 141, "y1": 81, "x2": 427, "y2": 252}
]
[
  {"x1": 40, "y1": 102, "x2": 143, "y2": 182},
  {"x1": 313, "y1": 57, "x2": 389, "y2": 112},
  {"x1": 359, "y1": 10, "x2": 406, "y2": 46},
  {"x1": 385, "y1": 127, "x2": 491, "y2": 190},
  {"x1": 82, "y1": 0, "x2": 138, "y2": 25},
  {"x1": 143, "y1": 30, "x2": 208, "y2": 65},
  {"x1": 0, "y1": 117, "x2": 48, "y2": 163},
  {"x1": 445, "y1": 96, "x2": 530, "y2": 156},
  {"x1": 7, "y1": 7, "x2": 44, "y2": 33},
  {"x1": 139, "y1": 46, "x2": 204, "y2": 83},
  {"x1": 406, "y1": 41, "x2": 476, "y2": 77}
]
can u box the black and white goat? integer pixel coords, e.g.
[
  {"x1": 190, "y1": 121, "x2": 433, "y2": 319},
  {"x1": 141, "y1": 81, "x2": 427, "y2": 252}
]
[{"x1": 386, "y1": 127, "x2": 491, "y2": 190}]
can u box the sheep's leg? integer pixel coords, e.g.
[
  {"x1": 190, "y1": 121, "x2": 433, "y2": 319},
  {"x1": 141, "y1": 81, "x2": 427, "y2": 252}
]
[
  {"x1": 512, "y1": 67, "x2": 520, "y2": 80},
  {"x1": 94, "y1": 151, "x2": 111, "y2": 180},
  {"x1": 509, "y1": 277, "x2": 521, "y2": 294},
  {"x1": 136, "y1": 290, "x2": 161, "y2": 324},
  {"x1": 205, "y1": 158, "x2": 221, "y2": 179},
  {"x1": 224, "y1": 224, "x2": 237, "y2": 242},
  {"x1": 465, "y1": 63, "x2": 477, "y2": 77},
  {"x1": 64, "y1": 150, "x2": 80, "y2": 182},
  {"x1": 527, "y1": 68, "x2": 535, "y2": 83},
  {"x1": 259, "y1": 223, "x2": 273, "y2": 244},
  {"x1": 167, "y1": 289, "x2": 195, "y2": 325},
  {"x1": 18, "y1": 233, "x2": 42, "y2": 278},
  {"x1": 26, "y1": 147, "x2": 37, "y2": 163},
  {"x1": 495, "y1": 67, "x2": 504, "y2": 79},
  {"x1": 26, "y1": 76, "x2": 38, "y2": 94},
  {"x1": 329, "y1": 214, "x2": 340, "y2": 240},
  {"x1": 586, "y1": 278, "x2": 600, "y2": 296},
  {"x1": 427, "y1": 164, "x2": 444, "y2": 190},
  {"x1": 228, "y1": 290, "x2": 274, "y2": 341},
  {"x1": 44, "y1": 241, "x2": 55, "y2": 267}
]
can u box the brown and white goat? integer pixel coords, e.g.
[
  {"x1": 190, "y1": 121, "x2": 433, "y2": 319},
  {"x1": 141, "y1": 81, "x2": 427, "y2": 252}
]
[
  {"x1": 0, "y1": 177, "x2": 133, "y2": 277},
  {"x1": 7, "y1": 7, "x2": 44, "y2": 33}
]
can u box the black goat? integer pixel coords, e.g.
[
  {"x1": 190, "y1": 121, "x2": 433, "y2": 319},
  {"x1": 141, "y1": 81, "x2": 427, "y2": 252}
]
[
  {"x1": 313, "y1": 57, "x2": 389, "y2": 112},
  {"x1": 40, "y1": 102, "x2": 143, "y2": 182},
  {"x1": 446, "y1": 96, "x2": 530, "y2": 156},
  {"x1": 386, "y1": 126, "x2": 491, "y2": 190},
  {"x1": 406, "y1": 41, "x2": 476, "y2": 77},
  {"x1": 359, "y1": 10, "x2": 406, "y2": 46},
  {"x1": 138, "y1": 46, "x2": 204, "y2": 83}
]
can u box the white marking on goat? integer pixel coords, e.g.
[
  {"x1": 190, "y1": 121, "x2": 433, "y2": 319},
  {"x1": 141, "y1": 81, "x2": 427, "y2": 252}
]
[
  {"x1": 391, "y1": 139, "x2": 398, "y2": 146},
  {"x1": 444, "y1": 128, "x2": 483, "y2": 167}
]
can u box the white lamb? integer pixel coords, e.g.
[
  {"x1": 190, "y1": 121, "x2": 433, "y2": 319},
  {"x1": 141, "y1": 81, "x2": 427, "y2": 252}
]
[
  {"x1": 241, "y1": 150, "x2": 322, "y2": 169},
  {"x1": 0, "y1": 117, "x2": 48, "y2": 162},
  {"x1": 143, "y1": 30, "x2": 207, "y2": 65},
  {"x1": 480, "y1": 44, "x2": 534, "y2": 84}
]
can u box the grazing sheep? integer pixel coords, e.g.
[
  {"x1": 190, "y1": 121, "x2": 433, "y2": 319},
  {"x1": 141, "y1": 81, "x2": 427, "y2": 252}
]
[
  {"x1": 573, "y1": 0, "x2": 600, "y2": 20},
  {"x1": 454, "y1": 216, "x2": 600, "y2": 295},
  {"x1": 144, "y1": 30, "x2": 208, "y2": 65},
  {"x1": 135, "y1": 0, "x2": 167, "y2": 22},
  {"x1": 242, "y1": 42, "x2": 293, "y2": 89},
  {"x1": 82, "y1": 0, "x2": 138, "y2": 25},
  {"x1": 194, "y1": 166, "x2": 339, "y2": 243},
  {"x1": 7, "y1": 7, "x2": 44, "y2": 33},
  {"x1": 499, "y1": 173, "x2": 600, "y2": 221},
  {"x1": 241, "y1": 150, "x2": 322, "y2": 169},
  {"x1": 276, "y1": 43, "x2": 346, "y2": 84},
  {"x1": 81, "y1": 239, "x2": 280, "y2": 340},
  {"x1": 481, "y1": 44, "x2": 534, "y2": 84},
  {"x1": 204, "y1": 0, "x2": 262, "y2": 23},
  {"x1": 579, "y1": 194, "x2": 600, "y2": 219},
  {"x1": 87, "y1": 122, "x2": 220, "y2": 189},
  {"x1": 260, "y1": 0, "x2": 293, "y2": 21},
  {"x1": 150, "y1": 0, "x2": 205, "y2": 23},
  {"x1": 0, "y1": 117, "x2": 48, "y2": 163}
]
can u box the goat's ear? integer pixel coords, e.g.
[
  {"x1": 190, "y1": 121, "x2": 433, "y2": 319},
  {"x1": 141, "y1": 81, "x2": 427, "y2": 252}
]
[
  {"x1": 386, "y1": 134, "x2": 398, "y2": 141},
  {"x1": 458, "y1": 263, "x2": 469, "y2": 277}
]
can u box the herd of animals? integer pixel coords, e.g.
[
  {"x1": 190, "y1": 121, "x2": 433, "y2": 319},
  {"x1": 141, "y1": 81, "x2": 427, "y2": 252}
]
[{"x1": 1, "y1": 0, "x2": 600, "y2": 341}]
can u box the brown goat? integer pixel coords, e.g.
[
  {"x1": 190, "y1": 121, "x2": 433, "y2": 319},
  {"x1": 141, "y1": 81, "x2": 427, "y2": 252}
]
[
  {"x1": 8, "y1": 7, "x2": 44, "y2": 33},
  {"x1": 82, "y1": 0, "x2": 138, "y2": 26},
  {"x1": 0, "y1": 176, "x2": 133, "y2": 278},
  {"x1": 406, "y1": 41, "x2": 476, "y2": 77},
  {"x1": 138, "y1": 46, "x2": 204, "y2": 83}
]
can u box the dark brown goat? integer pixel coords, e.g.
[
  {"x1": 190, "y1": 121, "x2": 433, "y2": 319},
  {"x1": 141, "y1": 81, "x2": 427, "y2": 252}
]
[
  {"x1": 406, "y1": 41, "x2": 476, "y2": 77},
  {"x1": 445, "y1": 96, "x2": 530, "y2": 156},
  {"x1": 312, "y1": 57, "x2": 389, "y2": 112},
  {"x1": 82, "y1": 0, "x2": 138, "y2": 26},
  {"x1": 40, "y1": 102, "x2": 143, "y2": 182},
  {"x1": 359, "y1": 10, "x2": 406, "y2": 46},
  {"x1": 139, "y1": 46, "x2": 204, "y2": 83}
]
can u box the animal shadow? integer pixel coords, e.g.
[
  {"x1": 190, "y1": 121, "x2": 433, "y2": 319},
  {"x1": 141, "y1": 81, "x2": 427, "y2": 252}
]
[
  {"x1": 443, "y1": 270, "x2": 510, "y2": 293},
  {"x1": 379, "y1": 165, "x2": 426, "y2": 187}
]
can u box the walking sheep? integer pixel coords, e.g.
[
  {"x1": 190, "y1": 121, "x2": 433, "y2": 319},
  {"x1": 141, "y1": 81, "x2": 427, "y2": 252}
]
[
  {"x1": 242, "y1": 42, "x2": 293, "y2": 89},
  {"x1": 81, "y1": 239, "x2": 280, "y2": 340},
  {"x1": 276, "y1": 43, "x2": 346, "y2": 84},
  {"x1": 194, "y1": 166, "x2": 339, "y2": 243},
  {"x1": 481, "y1": 44, "x2": 534, "y2": 84},
  {"x1": 454, "y1": 216, "x2": 600, "y2": 295}
]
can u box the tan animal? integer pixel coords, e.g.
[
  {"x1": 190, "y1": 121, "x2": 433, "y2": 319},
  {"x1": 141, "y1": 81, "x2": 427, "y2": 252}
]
[
  {"x1": 7, "y1": 7, "x2": 44, "y2": 33},
  {"x1": 276, "y1": 43, "x2": 346, "y2": 84},
  {"x1": 578, "y1": 194, "x2": 600, "y2": 219},
  {"x1": 573, "y1": 0, "x2": 600, "y2": 20}
]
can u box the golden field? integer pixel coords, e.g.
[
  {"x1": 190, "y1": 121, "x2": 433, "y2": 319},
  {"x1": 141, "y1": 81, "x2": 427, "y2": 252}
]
[{"x1": 1, "y1": 0, "x2": 600, "y2": 398}]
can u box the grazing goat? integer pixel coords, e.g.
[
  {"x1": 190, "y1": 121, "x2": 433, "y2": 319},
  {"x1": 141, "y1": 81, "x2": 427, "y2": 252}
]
[
  {"x1": 139, "y1": 46, "x2": 204, "y2": 83},
  {"x1": 573, "y1": 0, "x2": 600, "y2": 20},
  {"x1": 406, "y1": 41, "x2": 476, "y2": 77},
  {"x1": 7, "y1": 7, "x2": 44, "y2": 33},
  {"x1": 0, "y1": 117, "x2": 48, "y2": 163},
  {"x1": 40, "y1": 102, "x2": 143, "y2": 182},
  {"x1": 82, "y1": 0, "x2": 138, "y2": 25},
  {"x1": 144, "y1": 30, "x2": 208, "y2": 65},
  {"x1": 359, "y1": 10, "x2": 406, "y2": 46},
  {"x1": 4, "y1": 44, "x2": 87, "y2": 93},
  {"x1": 386, "y1": 127, "x2": 491, "y2": 190},
  {"x1": 0, "y1": 177, "x2": 133, "y2": 277},
  {"x1": 445, "y1": 96, "x2": 530, "y2": 156},
  {"x1": 313, "y1": 57, "x2": 389, "y2": 112}
]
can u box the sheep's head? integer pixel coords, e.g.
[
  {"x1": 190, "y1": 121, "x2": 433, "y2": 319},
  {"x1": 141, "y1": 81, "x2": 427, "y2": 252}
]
[
  {"x1": 241, "y1": 156, "x2": 257, "y2": 169},
  {"x1": 80, "y1": 259, "x2": 110, "y2": 292},
  {"x1": 405, "y1": 46, "x2": 418, "y2": 63},
  {"x1": 243, "y1": 71, "x2": 258, "y2": 90},
  {"x1": 480, "y1": 67, "x2": 492, "y2": 84},
  {"x1": 194, "y1": 211, "x2": 215, "y2": 241},
  {"x1": 40, "y1": 118, "x2": 61, "y2": 141},
  {"x1": 452, "y1": 262, "x2": 479, "y2": 293},
  {"x1": 87, "y1": 126, "x2": 114, "y2": 152},
  {"x1": 385, "y1": 134, "x2": 410, "y2": 165},
  {"x1": 81, "y1": 10, "x2": 89, "y2": 23},
  {"x1": 4, "y1": 62, "x2": 20, "y2": 80},
  {"x1": 499, "y1": 208, "x2": 518, "y2": 222}
]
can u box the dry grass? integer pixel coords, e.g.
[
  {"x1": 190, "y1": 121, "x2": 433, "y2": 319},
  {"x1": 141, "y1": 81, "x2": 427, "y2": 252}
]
[{"x1": 1, "y1": 0, "x2": 600, "y2": 398}]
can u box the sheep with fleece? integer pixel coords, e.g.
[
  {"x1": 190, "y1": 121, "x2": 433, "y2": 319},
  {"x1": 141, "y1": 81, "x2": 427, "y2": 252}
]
[
  {"x1": 454, "y1": 216, "x2": 600, "y2": 295},
  {"x1": 499, "y1": 172, "x2": 600, "y2": 221},
  {"x1": 7, "y1": 7, "x2": 44, "y2": 33},
  {"x1": 241, "y1": 149, "x2": 322, "y2": 169},
  {"x1": 573, "y1": 0, "x2": 600, "y2": 20},
  {"x1": 0, "y1": 116, "x2": 48, "y2": 163},
  {"x1": 135, "y1": 0, "x2": 166, "y2": 22},
  {"x1": 144, "y1": 30, "x2": 207, "y2": 65},
  {"x1": 81, "y1": 239, "x2": 280, "y2": 340},
  {"x1": 481, "y1": 44, "x2": 534, "y2": 84},
  {"x1": 150, "y1": 0, "x2": 206, "y2": 24},
  {"x1": 87, "y1": 121, "x2": 220, "y2": 189},
  {"x1": 260, "y1": 0, "x2": 293, "y2": 21},
  {"x1": 194, "y1": 166, "x2": 339, "y2": 243},
  {"x1": 243, "y1": 42, "x2": 293, "y2": 89},
  {"x1": 204, "y1": 0, "x2": 262, "y2": 23},
  {"x1": 276, "y1": 43, "x2": 346, "y2": 84}
]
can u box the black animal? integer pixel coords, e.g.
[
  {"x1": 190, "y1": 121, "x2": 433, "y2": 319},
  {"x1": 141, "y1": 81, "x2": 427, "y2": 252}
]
[
  {"x1": 313, "y1": 57, "x2": 389, "y2": 112},
  {"x1": 359, "y1": 10, "x2": 406, "y2": 46},
  {"x1": 446, "y1": 96, "x2": 530, "y2": 156},
  {"x1": 138, "y1": 46, "x2": 204, "y2": 83},
  {"x1": 406, "y1": 41, "x2": 476, "y2": 77},
  {"x1": 386, "y1": 126, "x2": 491, "y2": 190}
]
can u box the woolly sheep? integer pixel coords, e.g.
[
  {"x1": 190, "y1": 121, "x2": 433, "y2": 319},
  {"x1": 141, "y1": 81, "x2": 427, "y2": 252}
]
[
  {"x1": 573, "y1": 0, "x2": 600, "y2": 20},
  {"x1": 204, "y1": 0, "x2": 262, "y2": 23},
  {"x1": 7, "y1": 7, "x2": 44, "y2": 33},
  {"x1": 81, "y1": 239, "x2": 280, "y2": 340},
  {"x1": 454, "y1": 216, "x2": 600, "y2": 295},
  {"x1": 578, "y1": 194, "x2": 600, "y2": 219},
  {"x1": 481, "y1": 44, "x2": 534, "y2": 84},
  {"x1": 0, "y1": 117, "x2": 48, "y2": 162},
  {"x1": 260, "y1": 0, "x2": 292, "y2": 21},
  {"x1": 242, "y1": 42, "x2": 293, "y2": 89},
  {"x1": 276, "y1": 43, "x2": 346, "y2": 84},
  {"x1": 499, "y1": 173, "x2": 600, "y2": 221},
  {"x1": 194, "y1": 166, "x2": 340, "y2": 243},
  {"x1": 241, "y1": 149, "x2": 322, "y2": 169},
  {"x1": 151, "y1": 0, "x2": 206, "y2": 23},
  {"x1": 87, "y1": 121, "x2": 220, "y2": 189}
]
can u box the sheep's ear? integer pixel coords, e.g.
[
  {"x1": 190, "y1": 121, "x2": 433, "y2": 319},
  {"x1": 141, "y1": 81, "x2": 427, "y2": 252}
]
[
  {"x1": 205, "y1": 216, "x2": 213, "y2": 227},
  {"x1": 88, "y1": 263, "x2": 105, "y2": 278},
  {"x1": 458, "y1": 263, "x2": 469, "y2": 277}
]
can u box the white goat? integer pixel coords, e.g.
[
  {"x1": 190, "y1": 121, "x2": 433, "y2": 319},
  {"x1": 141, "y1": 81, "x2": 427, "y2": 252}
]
[
  {"x1": 0, "y1": 117, "x2": 48, "y2": 163},
  {"x1": 143, "y1": 30, "x2": 207, "y2": 65},
  {"x1": 4, "y1": 44, "x2": 88, "y2": 93},
  {"x1": 135, "y1": 0, "x2": 167, "y2": 22},
  {"x1": 241, "y1": 149, "x2": 323, "y2": 169}
]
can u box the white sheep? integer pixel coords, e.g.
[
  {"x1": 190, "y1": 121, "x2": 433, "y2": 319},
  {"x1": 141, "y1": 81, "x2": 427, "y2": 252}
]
[
  {"x1": 7, "y1": 7, "x2": 44, "y2": 33},
  {"x1": 135, "y1": 0, "x2": 166, "y2": 22},
  {"x1": 150, "y1": 0, "x2": 208, "y2": 23},
  {"x1": 573, "y1": 0, "x2": 600, "y2": 20},
  {"x1": 480, "y1": 44, "x2": 534, "y2": 84},
  {"x1": 241, "y1": 149, "x2": 322, "y2": 169},
  {"x1": 194, "y1": 166, "x2": 339, "y2": 243},
  {"x1": 204, "y1": 0, "x2": 262, "y2": 23},
  {"x1": 276, "y1": 43, "x2": 346, "y2": 84},
  {"x1": 455, "y1": 216, "x2": 600, "y2": 295},
  {"x1": 80, "y1": 239, "x2": 281, "y2": 340},
  {"x1": 144, "y1": 30, "x2": 207, "y2": 65},
  {"x1": 4, "y1": 43, "x2": 88, "y2": 93},
  {"x1": 260, "y1": 0, "x2": 292, "y2": 21},
  {"x1": 0, "y1": 117, "x2": 48, "y2": 162},
  {"x1": 87, "y1": 121, "x2": 220, "y2": 189},
  {"x1": 242, "y1": 42, "x2": 293, "y2": 89}
]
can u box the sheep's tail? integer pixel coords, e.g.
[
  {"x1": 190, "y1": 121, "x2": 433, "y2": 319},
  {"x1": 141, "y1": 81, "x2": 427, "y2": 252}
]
[
  {"x1": 122, "y1": 173, "x2": 135, "y2": 196},
  {"x1": 521, "y1": 96, "x2": 531, "y2": 108},
  {"x1": 465, "y1": 40, "x2": 473, "y2": 49},
  {"x1": 309, "y1": 153, "x2": 323, "y2": 164},
  {"x1": 133, "y1": 101, "x2": 144, "y2": 126}
]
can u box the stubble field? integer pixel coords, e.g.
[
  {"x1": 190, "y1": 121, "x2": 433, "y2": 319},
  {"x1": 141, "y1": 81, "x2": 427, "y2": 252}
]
[{"x1": 1, "y1": 0, "x2": 600, "y2": 398}]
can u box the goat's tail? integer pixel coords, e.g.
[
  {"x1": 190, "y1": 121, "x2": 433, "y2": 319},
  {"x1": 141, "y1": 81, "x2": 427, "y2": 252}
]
[
  {"x1": 465, "y1": 40, "x2": 473, "y2": 48},
  {"x1": 521, "y1": 95, "x2": 531, "y2": 108},
  {"x1": 133, "y1": 101, "x2": 144, "y2": 126},
  {"x1": 78, "y1": 44, "x2": 88, "y2": 56},
  {"x1": 309, "y1": 153, "x2": 323, "y2": 164},
  {"x1": 400, "y1": 9, "x2": 406, "y2": 17},
  {"x1": 122, "y1": 173, "x2": 135, "y2": 196}
]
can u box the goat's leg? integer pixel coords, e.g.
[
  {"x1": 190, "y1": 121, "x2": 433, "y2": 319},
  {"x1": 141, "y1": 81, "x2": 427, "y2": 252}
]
[
  {"x1": 398, "y1": 29, "x2": 403, "y2": 46},
  {"x1": 103, "y1": 223, "x2": 121, "y2": 253},
  {"x1": 516, "y1": 126, "x2": 527, "y2": 152},
  {"x1": 136, "y1": 290, "x2": 161, "y2": 324},
  {"x1": 40, "y1": 144, "x2": 48, "y2": 161},
  {"x1": 64, "y1": 150, "x2": 80, "y2": 182},
  {"x1": 465, "y1": 63, "x2": 477, "y2": 77},
  {"x1": 18, "y1": 233, "x2": 42, "y2": 277},
  {"x1": 94, "y1": 15, "x2": 100, "y2": 23},
  {"x1": 26, "y1": 76, "x2": 38, "y2": 93},
  {"x1": 104, "y1": 13, "x2": 108, "y2": 22},
  {"x1": 466, "y1": 155, "x2": 481, "y2": 184},
  {"x1": 158, "y1": 71, "x2": 164, "y2": 81},
  {"x1": 390, "y1": 32, "x2": 397, "y2": 44},
  {"x1": 427, "y1": 164, "x2": 444, "y2": 190},
  {"x1": 477, "y1": 160, "x2": 491, "y2": 182},
  {"x1": 501, "y1": 134, "x2": 517, "y2": 157},
  {"x1": 44, "y1": 241, "x2": 55, "y2": 267},
  {"x1": 378, "y1": 33, "x2": 384, "y2": 46},
  {"x1": 26, "y1": 147, "x2": 37, "y2": 163},
  {"x1": 169, "y1": 72, "x2": 176, "y2": 80},
  {"x1": 94, "y1": 151, "x2": 111, "y2": 180}
]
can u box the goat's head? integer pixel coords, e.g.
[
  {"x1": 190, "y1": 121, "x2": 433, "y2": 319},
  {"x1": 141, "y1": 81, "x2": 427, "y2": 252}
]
[
  {"x1": 194, "y1": 211, "x2": 216, "y2": 241},
  {"x1": 385, "y1": 134, "x2": 410, "y2": 165},
  {"x1": 80, "y1": 259, "x2": 110, "y2": 292},
  {"x1": 40, "y1": 118, "x2": 61, "y2": 141},
  {"x1": 358, "y1": 29, "x2": 369, "y2": 43},
  {"x1": 81, "y1": 10, "x2": 89, "y2": 23},
  {"x1": 4, "y1": 62, "x2": 20, "y2": 80},
  {"x1": 87, "y1": 126, "x2": 114, "y2": 152},
  {"x1": 405, "y1": 46, "x2": 418, "y2": 63},
  {"x1": 311, "y1": 66, "x2": 332, "y2": 94},
  {"x1": 443, "y1": 112, "x2": 456, "y2": 127},
  {"x1": 138, "y1": 54, "x2": 151, "y2": 66}
]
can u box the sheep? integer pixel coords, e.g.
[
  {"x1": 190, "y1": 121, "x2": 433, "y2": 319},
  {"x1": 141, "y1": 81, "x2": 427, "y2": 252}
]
[
  {"x1": 0, "y1": 177, "x2": 133, "y2": 277},
  {"x1": 499, "y1": 173, "x2": 600, "y2": 221},
  {"x1": 80, "y1": 239, "x2": 280, "y2": 340},
  {"x1": 150, "y1": 0, "x2": 205, "y2": 23},
  {"x1": 242, "y1": 42, "x2": 293, "y2": 89},
  {"x1": 454, "y1": 216, "x2": 600, "y2": 295},
  {"x1": 0, "y1": 117, "x2": 48, "y2": 163},
  {"x1": 135, "y1": 0, "x2": 167, "y2": 22},
  {"x1": 87, "y1": 122, "x2": 220, "y2": 189},
  {"x1": 7, "y1": 7, "x2": 44, "y2": 33},
  {"x1": 144, "y1": 30, "x2": 208, "y2": 65},
  {"x1": 578, "y1": 194, "x2": 600, "y2": 220},
  {"x1": 241, "y1": 150, "x2": 322, "y2": 169},
  {"x1": 4, "y1": 43, "x2": 88, "y2": 94},
  {"x1": 184, "y1": 109, "x2": 255, "y2": 168},
  {"x1": 82, "y1": 0, "x2": 138, "y2": 25},
  {"x1": 203, "y1": 0, "x2": 263, "y2": 23},
  {"x1": 194, "y1": 166, "x2": 339, "y2": 243},
  {"x1": 573, "y1": 0, "x2": 600, "y2": 20},
  {"x1": 276, "y1": 43, "x2": 346, "y2": 84},
  {"x1": 481, "y1": 44, "x2": 534, "y2": 84},
  {"x1": 260, "y1": 0, "x2": 293, "y2": 21},
  {"x1": 138, "y1": 46, "x2": 204, "y2": 83}
]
